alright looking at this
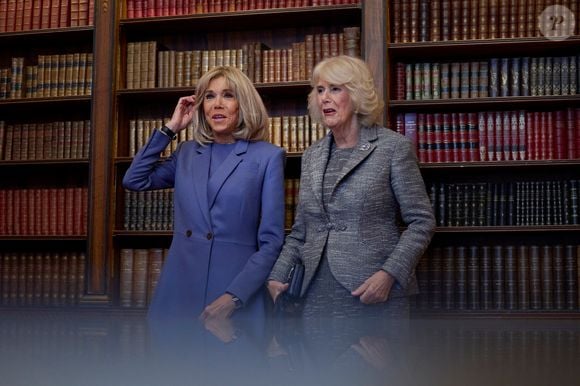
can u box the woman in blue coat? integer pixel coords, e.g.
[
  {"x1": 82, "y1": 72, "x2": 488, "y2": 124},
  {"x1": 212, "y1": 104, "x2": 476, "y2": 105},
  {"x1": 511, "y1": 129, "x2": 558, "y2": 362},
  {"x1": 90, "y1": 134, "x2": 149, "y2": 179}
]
[{"x1": 123, "y1": 66, "x2": 285, "y2": 323}]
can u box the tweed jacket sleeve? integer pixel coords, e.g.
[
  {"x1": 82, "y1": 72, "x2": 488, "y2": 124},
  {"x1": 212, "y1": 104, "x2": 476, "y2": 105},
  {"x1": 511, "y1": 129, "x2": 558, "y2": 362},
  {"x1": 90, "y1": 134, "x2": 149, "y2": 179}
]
[{"x1": 380, "y1": 134, "x2": 435, "y2": 289}]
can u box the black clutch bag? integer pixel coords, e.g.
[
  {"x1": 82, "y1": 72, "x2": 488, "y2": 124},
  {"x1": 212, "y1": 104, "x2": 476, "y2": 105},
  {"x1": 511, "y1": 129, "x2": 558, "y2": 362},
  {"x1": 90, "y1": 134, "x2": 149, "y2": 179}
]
[
  {"x1": 286, "y1": 259, "x2": 304, "y2": 299},
  {"x1": 273, "y1": 259, "x2": 305, "y2": 316}
]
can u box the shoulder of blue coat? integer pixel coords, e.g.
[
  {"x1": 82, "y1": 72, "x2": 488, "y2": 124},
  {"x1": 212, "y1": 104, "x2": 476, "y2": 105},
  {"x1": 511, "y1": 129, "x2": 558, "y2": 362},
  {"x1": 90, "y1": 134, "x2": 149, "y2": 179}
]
[{"x1": 247, "y1": 140, "x2": 285, "y2": 156}]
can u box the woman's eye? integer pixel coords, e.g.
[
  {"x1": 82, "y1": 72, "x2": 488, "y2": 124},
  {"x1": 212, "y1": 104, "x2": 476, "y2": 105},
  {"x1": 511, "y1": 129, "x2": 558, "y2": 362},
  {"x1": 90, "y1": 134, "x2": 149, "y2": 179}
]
[
  {"x1": 316, "y1": 87, "x2": 325, "y2": 94},
  {"x1": 204, "y1": 93, "x2": 215, "y2": 100},
  {"x1": 331, "y1": 86, "x2": 341, "y2": 93},
  {"x1": 223, "y1": 92, "x2": 235, "y2": 99}
]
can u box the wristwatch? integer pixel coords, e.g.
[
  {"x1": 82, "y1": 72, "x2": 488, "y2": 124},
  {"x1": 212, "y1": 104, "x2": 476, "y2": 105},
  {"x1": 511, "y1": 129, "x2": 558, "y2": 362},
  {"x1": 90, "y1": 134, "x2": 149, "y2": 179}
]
[
  {"x1": 230, "y1": 295, "x2": 243, "y2": 309},
  {"x1": 159, "y1": 125, "x2": 177, "y2": 140}
]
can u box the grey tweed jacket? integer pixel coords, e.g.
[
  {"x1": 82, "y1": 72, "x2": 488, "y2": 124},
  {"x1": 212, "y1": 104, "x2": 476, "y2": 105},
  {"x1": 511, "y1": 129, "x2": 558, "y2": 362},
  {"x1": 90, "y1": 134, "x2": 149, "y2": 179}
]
[{"x1": 269, "y1": 126, "x2": 435, "y2": 299}]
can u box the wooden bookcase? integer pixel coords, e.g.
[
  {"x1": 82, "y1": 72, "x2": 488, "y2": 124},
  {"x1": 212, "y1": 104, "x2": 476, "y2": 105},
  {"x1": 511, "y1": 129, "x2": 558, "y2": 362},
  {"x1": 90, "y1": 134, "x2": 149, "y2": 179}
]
[
  {"x1": 107, "y1": 1, "x2": 386, "y2": 308},
  {"x1": 0, "y1": 25, "x2": 94, "y2": 306},
  {"x1": 387, "y1": 0, "x2": 580, "y2": 316},
  {"x1": 0, "y1": 1, "x2": 386, "y2": 310},
  {"x1": 8, "y1": 1, "x2": 578, "y2": 318}
]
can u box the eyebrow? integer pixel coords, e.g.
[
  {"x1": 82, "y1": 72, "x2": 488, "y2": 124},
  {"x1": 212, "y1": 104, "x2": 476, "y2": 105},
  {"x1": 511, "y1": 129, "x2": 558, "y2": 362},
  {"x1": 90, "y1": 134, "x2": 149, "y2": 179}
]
[{"x1": 205, "y1": 88, "x2": 235, "y2": 93}]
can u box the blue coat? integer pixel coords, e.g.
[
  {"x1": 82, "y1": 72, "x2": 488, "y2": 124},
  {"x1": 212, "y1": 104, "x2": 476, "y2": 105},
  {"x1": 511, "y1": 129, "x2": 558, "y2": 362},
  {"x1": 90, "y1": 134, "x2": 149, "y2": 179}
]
[{"x1": 123, "y1": 130, "x2": 285, "y2": 319}]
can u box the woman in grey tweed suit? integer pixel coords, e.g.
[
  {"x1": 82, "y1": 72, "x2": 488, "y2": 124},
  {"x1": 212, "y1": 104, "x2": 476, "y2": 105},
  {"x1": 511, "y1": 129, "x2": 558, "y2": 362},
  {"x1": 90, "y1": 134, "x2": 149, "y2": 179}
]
[{"x1": 267, "y1": 56, "x2": 436, "y2": 317}]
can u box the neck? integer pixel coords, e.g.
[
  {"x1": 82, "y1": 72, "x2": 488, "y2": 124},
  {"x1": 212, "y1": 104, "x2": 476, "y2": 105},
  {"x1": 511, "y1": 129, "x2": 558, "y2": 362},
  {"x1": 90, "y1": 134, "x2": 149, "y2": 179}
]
[
  {"x1": 331, "y1": 122, "x2": 360, "y2": 148},
  {"x1": 214, "y1": 137, "x2": 236, "y2": 144}
]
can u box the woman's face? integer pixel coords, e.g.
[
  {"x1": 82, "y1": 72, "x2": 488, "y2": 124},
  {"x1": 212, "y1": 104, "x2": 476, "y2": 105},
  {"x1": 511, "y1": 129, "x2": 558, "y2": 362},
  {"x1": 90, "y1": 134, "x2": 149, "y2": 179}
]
[
  {"x1": 203, "y1": 76, "x2": 240, "y2": 143},
  {"x1": 315, "y1": 79, "x2": 355, "y2": 131}
]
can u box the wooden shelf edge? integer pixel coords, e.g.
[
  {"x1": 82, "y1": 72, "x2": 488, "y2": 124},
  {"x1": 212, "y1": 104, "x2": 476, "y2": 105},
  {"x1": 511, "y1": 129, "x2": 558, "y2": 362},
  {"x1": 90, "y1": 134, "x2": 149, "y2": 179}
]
[
  {"x1": 0, "y1": 159, "x2": 90, "y2": 166},
  {"x1": 116, "y1": 81, "x2": 310, "y2": 96},
  {"x1": 388, "y1": 95, "x2": 579, "y2": 109},
  {"x1": 388, "y1": 35, "x2": 580, "y2": 50},
  {"x1": 0, "y1": 26, "x2": 94, "y2": 39},
  {"x1": 113, "y1": 231, "x2": 173, "y2": 237},
  {"x1": 119, "y1": 4, "x2": 362, "y2": 25},
  {"x1": 0, "y1": 236, "x2": 88, "y2": 241},
  {"x1": 434, "y1": 226, "x2": 580, "y2": 233},
  {"x1": 420, "y1": 160, "x2": 580, "y2": 169},
  {"x1": 411, "y1": 311, "x2": 580, "y2": 319},
  {"x1": 0, "y1": 96, "x2": 92, "y2": 106}
]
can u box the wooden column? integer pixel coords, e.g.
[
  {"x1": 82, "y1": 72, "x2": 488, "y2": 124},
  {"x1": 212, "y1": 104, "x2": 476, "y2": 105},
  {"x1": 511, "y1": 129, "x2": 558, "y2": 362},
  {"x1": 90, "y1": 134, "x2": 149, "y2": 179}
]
[
  {"x1": 84, "y1": 0, "x2": 117, "y2": 304},
  {"x1": 363, "y1": 0, "x2": 388, "y2": 126}
]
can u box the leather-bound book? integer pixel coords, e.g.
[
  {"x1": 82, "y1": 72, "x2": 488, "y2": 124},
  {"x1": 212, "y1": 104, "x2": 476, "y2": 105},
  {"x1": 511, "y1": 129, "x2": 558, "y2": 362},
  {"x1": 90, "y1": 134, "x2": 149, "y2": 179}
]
[
  {"x1": 528, "y1": 245, "x2": 542, "y2": 310},
  {"x1": 563, "y1": 245, "x2": 578, "y2": 310},
  {"x1": 541, "y1": 245, "x2": 554, "y2": 310},
  {"x1": 492, "y1": 245, "x2": 504, "y2": 310},
  {"x1": 147, "y1": 248, "x2": 164, "y2": 305},
  {"x1": 481, "y1": 245, "x2": 492, "y2": 310},
  {"x1": 443, "y1": 246, "x2": 455, "y2": 310},
  {"x1": 504, "y1": 245, "x2": 517, "y2": 310},
  {"x1": 132, "y1": 249, "x2": 149, "y2": 308},
  {"x1": 517, "y1": 245, "x2": 530, "y2": 310},
  {"x1": 467, "y1": 245, "x2": 480, "y2": 310},
  {"x1": 429, "y1": 247, "x2": 443, "y2": 309},
  {"x1": 455, "y1": 246, "x2": 467, "y2": 310},
  {"x1": 553, "y1": 244, "x2": 565, "y2": 310}
]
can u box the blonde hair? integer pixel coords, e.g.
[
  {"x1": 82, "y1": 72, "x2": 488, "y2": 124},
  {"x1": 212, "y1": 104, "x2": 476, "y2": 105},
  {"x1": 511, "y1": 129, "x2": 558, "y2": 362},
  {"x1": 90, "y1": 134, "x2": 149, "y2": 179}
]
[
  {"x1": 308, "y1": 55, "x2": 383, "y2": 128},
  {"x1": 191, "y1": 66, "x2": 269, "y2": 144}
]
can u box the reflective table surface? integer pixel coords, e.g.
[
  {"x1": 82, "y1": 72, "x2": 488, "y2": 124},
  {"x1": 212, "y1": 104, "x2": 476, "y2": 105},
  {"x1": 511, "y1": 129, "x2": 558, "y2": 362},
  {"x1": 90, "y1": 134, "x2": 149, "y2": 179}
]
[{"x1": 1, "y1": 309, "x2": 579, "y2": 386}]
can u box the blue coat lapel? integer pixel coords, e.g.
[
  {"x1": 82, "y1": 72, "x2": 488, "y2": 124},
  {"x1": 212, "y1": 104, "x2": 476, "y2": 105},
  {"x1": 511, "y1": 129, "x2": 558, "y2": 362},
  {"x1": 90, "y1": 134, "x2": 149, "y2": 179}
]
[
  {"x1": 192, "y1": 144, "x2": 212, "y2": 228},
  {"x1": 208, "y1": 140, "x2": 249, "y2": 209}
]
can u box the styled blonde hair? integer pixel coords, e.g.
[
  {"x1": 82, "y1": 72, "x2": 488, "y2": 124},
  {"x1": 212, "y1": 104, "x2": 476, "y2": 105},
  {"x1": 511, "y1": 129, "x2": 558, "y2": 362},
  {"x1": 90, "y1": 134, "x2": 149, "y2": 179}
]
[
  {"x1": 191, "y1": 66, "x2": 269, "y2": 144},
  {"x1": 307, "y1": 55, "x2": 383, "y2": 128}
]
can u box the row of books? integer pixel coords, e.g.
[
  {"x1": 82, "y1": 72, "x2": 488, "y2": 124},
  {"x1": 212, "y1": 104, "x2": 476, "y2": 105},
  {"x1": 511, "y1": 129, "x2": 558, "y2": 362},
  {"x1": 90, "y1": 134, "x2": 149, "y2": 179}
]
[
  {"x1": 395, "y1": 55, "x2": 579, "y2": 101},
  {"x1": 398, "y1": 109, "x2": 580, "y2": 163},
  {"x1": 123, "y1": 179, "x2": 303, "y2": 232},
  {"x1": 125, "y1": 0, "x2": 360, "y2": 19},
  {"x1": 0, "y1": 250, "x2": 86, "y2": 307},
  {"x1": 123, "y1": 189, "x2": 174, "y2": 231},
  {"x1": 427, "y1": 180, "x2": 579, "y2": 227},
  {"x1": 415, "y1": 244, "x2": 580, "y2": 311},
  {"x1": 126, "y1": 115, "x2": 327, "y2": 157},
  {"x1": 0, "y1": 187, "x2": 88, "y2": 236},
  {"x1": 119, "y1": 248, "x2": 168, "y2": 308},
  {"x1": 0, "y1": 120, "x2": 91, "y2": 161},
  {"x1": 0, "y1": 0, "x2": 94, "y2": 33},
  {"x1": 268, "y1": 115, "x2": 327, "y2": 153},
  {"x1": 391, "y1": 0, "x2": 579, "y2": 43},
  {"x1": 126, "y1": 28, "x2": 360, "y2": 88},
  {"x1": 0, "y1": 53, "x2": 93, "y2": 100}
]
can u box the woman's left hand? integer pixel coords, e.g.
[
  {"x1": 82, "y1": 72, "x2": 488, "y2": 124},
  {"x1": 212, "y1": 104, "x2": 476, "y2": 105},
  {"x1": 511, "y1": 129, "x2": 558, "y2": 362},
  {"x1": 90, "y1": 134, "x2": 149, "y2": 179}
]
[
  {"x1": 199, "y1": 293, "x2": 236, "y2": 321},
  {"x1": 351, "y1": 270, "x2": 395, "y2": 304}
]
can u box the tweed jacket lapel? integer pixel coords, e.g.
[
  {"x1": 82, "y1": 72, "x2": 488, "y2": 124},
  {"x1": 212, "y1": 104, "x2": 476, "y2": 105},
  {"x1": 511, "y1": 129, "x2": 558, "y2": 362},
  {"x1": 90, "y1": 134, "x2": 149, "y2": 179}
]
[
  {"x1": 331, "y1": 126, "x2": 378, "y2": 194},
  {"x1": 310, "y1": 133, "x2": 332, "y2": 216},
  {"x1": 207, "y1": 140, "x2": 248, "y2": 209}
]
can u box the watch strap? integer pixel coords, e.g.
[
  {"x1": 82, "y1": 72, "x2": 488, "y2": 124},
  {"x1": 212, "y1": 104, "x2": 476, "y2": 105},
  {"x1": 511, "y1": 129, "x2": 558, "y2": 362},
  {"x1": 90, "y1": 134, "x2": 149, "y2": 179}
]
[
  {"x1": 159, "y1": 125, "x2": 177, "y2": 140},
  {"x1": 227, "y1": 293, "x2": 243, "y2": 309}
]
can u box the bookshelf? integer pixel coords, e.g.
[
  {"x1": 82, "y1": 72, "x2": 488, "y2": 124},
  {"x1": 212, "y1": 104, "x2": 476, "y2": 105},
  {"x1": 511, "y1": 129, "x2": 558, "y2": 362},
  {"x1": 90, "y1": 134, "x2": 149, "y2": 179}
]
[
  {"x1": 109, "y1": 1, "x2": 386, "y2": 309},
  {"x1": 0, "y1": 1, "x2": 386, "y2": 310},
  {"x1": 387, "y1": 0, "x2": 580, "y2": 316},
  {"x1": 0, "y1": 14, "x2": 94, "y2": 307}
]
